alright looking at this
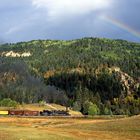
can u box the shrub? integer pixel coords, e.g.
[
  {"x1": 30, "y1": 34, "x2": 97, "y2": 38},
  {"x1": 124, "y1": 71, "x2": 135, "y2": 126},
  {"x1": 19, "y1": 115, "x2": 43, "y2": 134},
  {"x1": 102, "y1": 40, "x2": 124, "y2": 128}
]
[
  {"x1": 73, "y1": 101, "x2": 81, "y2": 111},
  {"x1": 39, "y1": 100, "x2": 46, "y2": 106},
  {"x1": 88, "y1": 103, "x2": 100, "y2": 115},
  {"x1": 83, "y1": 101, "x2": 93, "y2": 115},
  {"x1": 0, "y1": 98, "x2": 18, "y2": 108},
  {"x1": 104, "y1": 107, "x2": 113, "y2": 115}
]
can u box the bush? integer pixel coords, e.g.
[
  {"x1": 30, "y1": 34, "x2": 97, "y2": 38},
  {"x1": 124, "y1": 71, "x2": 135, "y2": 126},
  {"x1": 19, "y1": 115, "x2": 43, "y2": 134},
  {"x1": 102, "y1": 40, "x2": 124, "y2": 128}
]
[
  {"x1": 39, "y1": 100, "x2": 46, "y2": 106},
  {"x1": 73, "y1": 101, "x2": 81, "y2": 111},
  {"x1": 0, "y1": 98, "x2": 18, "y2": 108},
  {"x1": 104, "y1": 107, "x2": 112, "y2": 115},
  {"x1": 83, "y1": 101, "x2": 93, "y2": 115},
  {"x1": 88, "y1": 103, "x2": 100, "y2": 115}
]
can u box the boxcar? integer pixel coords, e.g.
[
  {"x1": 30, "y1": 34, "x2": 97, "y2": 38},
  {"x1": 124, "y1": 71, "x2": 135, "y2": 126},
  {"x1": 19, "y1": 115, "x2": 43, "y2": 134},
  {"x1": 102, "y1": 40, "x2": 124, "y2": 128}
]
[
  {"x1": 8, "y1": 110, "x2": 24, "y2": 116},
  {"x1": 8, "y1": 110, "x2": 39, "y2": 116},
  {"x1": 0, "y1": 111, "x2": 8, "y2": 115},
  {"x1": 24, "y1": 110, "x2": 39, "y2": 116}
]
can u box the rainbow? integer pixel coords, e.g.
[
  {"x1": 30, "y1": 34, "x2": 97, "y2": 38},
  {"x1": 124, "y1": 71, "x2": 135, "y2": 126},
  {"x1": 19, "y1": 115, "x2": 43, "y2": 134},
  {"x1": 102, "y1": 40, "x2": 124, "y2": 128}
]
[{"x1": 102, "y1": 15, "x2": 140, "y2": 39}]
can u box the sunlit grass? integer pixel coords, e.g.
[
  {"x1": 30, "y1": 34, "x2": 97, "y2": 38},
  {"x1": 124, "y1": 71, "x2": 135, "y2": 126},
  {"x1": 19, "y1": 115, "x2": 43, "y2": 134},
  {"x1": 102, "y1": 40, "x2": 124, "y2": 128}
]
[{"x1": 0, "y1": 115, "x2": 139, "y2": 140}]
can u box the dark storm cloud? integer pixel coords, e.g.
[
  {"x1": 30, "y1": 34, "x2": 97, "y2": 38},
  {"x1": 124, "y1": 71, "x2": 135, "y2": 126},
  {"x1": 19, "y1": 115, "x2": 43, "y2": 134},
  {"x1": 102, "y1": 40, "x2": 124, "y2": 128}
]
[
  {"x1": 0, "y1": 0, "x2": 139, "y2": 43},
  {"x1": 106, "y1": 0, "x2": 140, "y2": 42},
  {"x1": 110, "y1": 0, "x2": 140, "y2": 29}
]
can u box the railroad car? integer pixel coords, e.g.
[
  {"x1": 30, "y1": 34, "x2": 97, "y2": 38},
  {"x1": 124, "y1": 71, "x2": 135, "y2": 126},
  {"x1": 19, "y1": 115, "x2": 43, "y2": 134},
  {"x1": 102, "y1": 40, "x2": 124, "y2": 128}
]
[
  {"x1": 8, "y1": 110, "x2": 39, "y2": 116},
  {"x1": 24, "y1": 110, "x2": 39, "y2": 116},
  {"x1": 0, "y1": 111, "x2": 8, "y2": 115},
  {"x1": 40, "y1": 110, "x2": 52, "y2": 116},
  {"x1": 8, "y1": 110, "x2": 24, "y2": 116}
]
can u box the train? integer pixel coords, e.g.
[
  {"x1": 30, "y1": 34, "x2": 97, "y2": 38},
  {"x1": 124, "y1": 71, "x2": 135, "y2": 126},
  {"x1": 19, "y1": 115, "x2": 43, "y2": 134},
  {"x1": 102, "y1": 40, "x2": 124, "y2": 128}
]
[{"x1": 0, "y1": 110, "x2": 70, "y2": 116}]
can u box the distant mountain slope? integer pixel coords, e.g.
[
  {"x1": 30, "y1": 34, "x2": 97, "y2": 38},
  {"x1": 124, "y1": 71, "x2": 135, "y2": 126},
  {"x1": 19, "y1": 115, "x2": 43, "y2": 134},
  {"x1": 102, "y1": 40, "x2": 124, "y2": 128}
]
[
  {"x1": 0, "y1": 38, "x2": 140, "y2": 78},
  {"x1": 0, "y1": 37, "x2": 140, "y2": 115}
]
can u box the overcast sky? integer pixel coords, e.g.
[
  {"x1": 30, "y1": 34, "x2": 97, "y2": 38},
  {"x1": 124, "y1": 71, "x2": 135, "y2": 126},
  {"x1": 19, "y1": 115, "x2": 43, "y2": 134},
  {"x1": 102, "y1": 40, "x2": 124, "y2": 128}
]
[{"x1": 0, "y1": 0, "x2": 140, "y2": 43}]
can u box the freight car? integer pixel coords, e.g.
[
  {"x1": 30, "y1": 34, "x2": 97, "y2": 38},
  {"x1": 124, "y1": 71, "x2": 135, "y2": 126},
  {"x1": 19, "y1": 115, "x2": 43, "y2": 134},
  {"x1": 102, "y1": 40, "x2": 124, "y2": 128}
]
[
  {"x1": 0, "y1": 111, "x2": 8, "y2": 115},
  {"x1": 24, "y1": 110, "x2": 39, "y2": 116},
  {"x1": 9, "y1": 110, "x2": 24, "y2": 116},
  {"x1": 8, "y1": 110, "x2": 39, "y2": 116}
]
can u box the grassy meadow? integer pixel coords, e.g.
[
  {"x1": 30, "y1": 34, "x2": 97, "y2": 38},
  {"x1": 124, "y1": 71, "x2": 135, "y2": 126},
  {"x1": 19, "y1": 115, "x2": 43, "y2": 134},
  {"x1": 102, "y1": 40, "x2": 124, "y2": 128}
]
[{"x1": 0, "y1": 115, "x2": 140, "y2": 140}]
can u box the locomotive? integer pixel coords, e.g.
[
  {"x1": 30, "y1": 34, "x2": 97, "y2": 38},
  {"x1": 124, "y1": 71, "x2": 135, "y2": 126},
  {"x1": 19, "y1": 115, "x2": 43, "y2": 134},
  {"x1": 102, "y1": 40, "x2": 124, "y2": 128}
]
[{"x1": 40, "y1": 110, "x2": 70, "y2": 116}]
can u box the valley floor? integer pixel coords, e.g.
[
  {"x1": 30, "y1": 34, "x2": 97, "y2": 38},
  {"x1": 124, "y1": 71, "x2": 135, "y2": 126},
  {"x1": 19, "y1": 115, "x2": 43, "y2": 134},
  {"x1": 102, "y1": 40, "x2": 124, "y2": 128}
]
[{"x1": 0, "y1": 115, "x2": 140, "y2": 140}]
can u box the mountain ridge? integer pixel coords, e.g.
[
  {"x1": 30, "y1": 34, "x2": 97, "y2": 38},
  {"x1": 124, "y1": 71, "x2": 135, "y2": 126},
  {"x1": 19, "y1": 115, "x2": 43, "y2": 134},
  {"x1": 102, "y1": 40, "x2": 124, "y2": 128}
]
[{"x1": 0, "y1": 37, "x2": 140, "y2": 115}]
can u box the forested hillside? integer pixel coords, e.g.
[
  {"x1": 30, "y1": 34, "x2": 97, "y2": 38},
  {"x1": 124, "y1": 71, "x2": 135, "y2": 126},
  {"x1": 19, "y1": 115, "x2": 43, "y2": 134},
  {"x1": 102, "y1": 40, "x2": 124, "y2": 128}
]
[{"x1": 0, "y1": 37, "x2": 140, "y2": 115}]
